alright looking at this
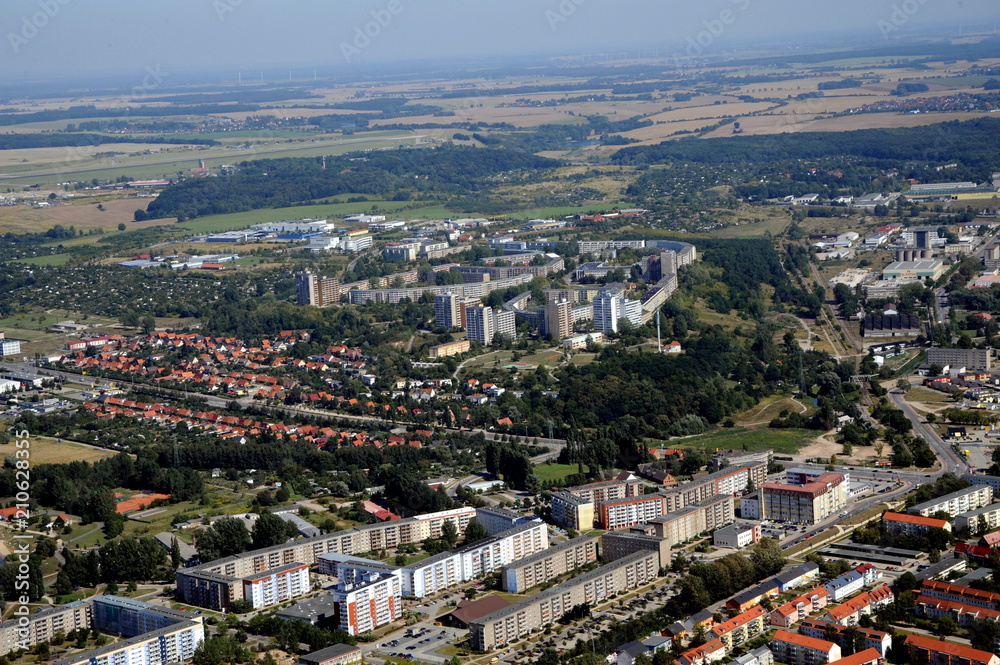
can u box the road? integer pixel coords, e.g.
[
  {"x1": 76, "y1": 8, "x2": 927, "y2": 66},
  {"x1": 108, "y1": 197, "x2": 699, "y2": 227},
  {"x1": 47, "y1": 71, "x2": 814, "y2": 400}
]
[{"x1": 890, "y1": 389, "x2": 968, "y2": 474}]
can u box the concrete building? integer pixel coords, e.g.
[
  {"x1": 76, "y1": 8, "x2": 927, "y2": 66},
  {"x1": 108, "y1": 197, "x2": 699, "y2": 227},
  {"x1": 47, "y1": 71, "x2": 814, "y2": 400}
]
[
  {"x1": 820, "y1": 584, "x2": 896, "y2": 626},
  {"x1": 593, "y1": 292, "x2": 621, "y2": 334},
  {"x1": 926, "y1": 348, "x2": 992, "y2": 371},
  {"x1": 0, "y1": 601, "x2": 93, "y2": 656},
  {"x1": 52, "y1": 619, "x2": 205, "y2": 665},
  {"x1": 882, "y1": 259, "x2": 945, "y2": 281},
  {"x1": 0, "y1": 334, "x2": 21, "y2": 357},
  {"x1": 428, "y1": 338, "x2": 470, "y2": 359},
  {"x1": 919, "y1": 579, "x2": 1000, "y2": 610},
  {"x1": 501, "y1": 535, "x2": 599, "y2": 593},
  {"x1": 475, "y1": 506, "x2": 539, "y2": 536},
  {"x1": 761, "y1": 473, "x2": 847, "y2": 524},
  {"x1": 597, "y1": 494, "x2": 672, "y2": 530},
  {"x1": 543, "y1": 300, "x2": 573, "y2": 341},
  {"x1": 296, "y1": 271, "x2": 340, "y2": 307},
  {"x1": 550, "y1": 491, "x2": 596, "y2": 530},
  {"x1": 646, "y1": 495, "x2": 735, "y2": 547},
  {"x1": 710, "y1": 605, "x2": 767, "y2": 649},
  {"x1": 915, "y1": 593, "x2": 1000, "y2": 627},
  {"x1": 299, "y1": 644, "x2": 364, "y2": 665},
  {"x1": 883, "y1": 511, "x2": 952, "y2": 536},
  {"x1": 963, "y1": 473, "x2": 1000, "y2": 495},
  {"x1": 600, "y1": 532, "x2": 671, "y2": 570},
  {"x1": 435, "y1": 293, "x2": 462, "y2": 330},
  {"x1": 176, "y1": 506, "x2": 475, "y2": 610},
  {"x1": 242, "y1": 562, "x2": 310, "y2": 610},
  {"x1": 384, "y1": 242, "x2": 421, "y2": 262},
  {"x1": 904, "y1": 634, "x2": 1000, "y2": 665},
  {"x1": 470, "y1": 551, "x2": 659, "y2": 651},
  {"x1": 331, "y1": 569, "x2": 402, "y2": 635},
  {"x1": 909, "y1": 485, "x2": 993, "y2": 518},
  {"x1": 770, "y1": 630, "x2": 841, "y2": 665},
  {"x1": 770, "y1": 587, "x2": 829, "y2": 628},
  {"x1": 713, "y1": 522, "x2": 761, "y2": 549}
]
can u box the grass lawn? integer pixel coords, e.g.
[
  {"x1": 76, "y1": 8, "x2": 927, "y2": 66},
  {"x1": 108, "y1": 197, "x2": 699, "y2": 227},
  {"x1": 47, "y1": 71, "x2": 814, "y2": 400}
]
[
  {"x1": 655, "y1": 427, "x2": 815, "y2": 454},
  {"x1": 906, "y1": 387, "x2": 956, "y2": 404},
  {"x1": 22, "y1": 436, "x2": 117, "y2": 464},
  {"x1": 13, "y1": 253, "x2": 74, "y2": 266},
  {"x1": 534, "y1": 463, "x2": 589, "y2": 484}
]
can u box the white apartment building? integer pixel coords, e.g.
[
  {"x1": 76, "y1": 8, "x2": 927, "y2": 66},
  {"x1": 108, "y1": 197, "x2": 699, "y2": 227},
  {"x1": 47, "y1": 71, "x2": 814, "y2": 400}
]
[
  {"x1": 909, "y1": 485, "x2": 993, "y2": 518},
  {"x1": 242, "y1": 563, "x2": 310, "y2": 609},
  {"x1": 332, "y1": 572, "x2": 402, "y2": 635}
]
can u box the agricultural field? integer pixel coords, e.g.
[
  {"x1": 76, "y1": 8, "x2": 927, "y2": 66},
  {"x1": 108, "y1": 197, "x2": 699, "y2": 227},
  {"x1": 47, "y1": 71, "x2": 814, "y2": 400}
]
[
  {"x1": 654, "y1": 427, "x2": 817, "y2": 455},
  {"x1": 18, "y1": 436, "x2": 118, "y2": 465}
]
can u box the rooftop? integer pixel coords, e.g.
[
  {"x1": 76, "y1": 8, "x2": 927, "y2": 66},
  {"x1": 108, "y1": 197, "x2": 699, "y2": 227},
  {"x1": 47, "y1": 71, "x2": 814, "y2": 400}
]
[
  {"x1": 905, "y1": 634, "x2": 999, "y2": 662},
  {"x1": 773, "y1": 629, "x2": 837, "y2": 652}
]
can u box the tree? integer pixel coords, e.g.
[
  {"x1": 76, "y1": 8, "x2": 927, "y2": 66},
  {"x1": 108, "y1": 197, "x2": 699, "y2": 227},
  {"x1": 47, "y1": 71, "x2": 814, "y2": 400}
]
[
  {"x1": 170, "y1": 537, "x2": 181, "y2": 569},
  {"x1": 442, "y1": 519, "x2": 458, "y2": 547},
  {"x1": 140, "y1": 315, "x2": 156, "y2": 335},
  {"x1": 251, "y1": 512, "x2": 296, "y2": 549},
  {"x1": 750, "y1": 538, "x2": 785, "y2": 579},
  {"x1": 197, "y1": 517, "x2": 251, "y2": 562},
  {"x1": 896, "y1": 379, "x2": 911, "y2": 393},
  {"x1": 463, "y1": 519, "x2": 489, "y2": 545},
  {"x1": 843, "y1": 626, "x2": 865, "y2": 656},
  {"x1": 117, "y1": 223, "x2": 127, "y2": 231},
  {"x1": 103, "y1": 512, "x2": 125, "y2": 539}
]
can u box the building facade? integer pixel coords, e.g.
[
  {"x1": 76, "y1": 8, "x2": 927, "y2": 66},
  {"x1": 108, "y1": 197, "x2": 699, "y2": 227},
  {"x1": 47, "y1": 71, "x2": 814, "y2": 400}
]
[
  {"x1": 761, "y1": 473, "x2": 847, "y2": 524},
  {"x1": 501, "y1": 536, "x2": 599, "y2": 593},
  {"x1": 909, "y1": 486, "x2": 993, "y2": 518}
]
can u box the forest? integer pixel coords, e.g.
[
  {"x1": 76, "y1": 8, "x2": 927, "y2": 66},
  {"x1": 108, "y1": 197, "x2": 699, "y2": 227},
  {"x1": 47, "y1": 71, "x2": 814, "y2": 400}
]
[{"x1": 139, "y1": 146, "x2": 560, "y2": 220}]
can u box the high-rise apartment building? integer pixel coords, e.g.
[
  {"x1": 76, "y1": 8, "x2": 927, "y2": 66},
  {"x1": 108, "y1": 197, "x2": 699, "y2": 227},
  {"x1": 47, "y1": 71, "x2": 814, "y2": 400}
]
[
  {"x1": 466, "y1": 305, "x2": 494, "y2": 345},
  {"x1": 296, "y1": 271, "x2": 340, "y2": 307},
  {"x1": 435, "y1": 293, "x2": 461, "y2": 329},
  {"x1": 593, "y1": 293, "x2": 621, "y2": 334},
  {"x1": 543, "y1": 300, "x2": 573, "y2": 340}
]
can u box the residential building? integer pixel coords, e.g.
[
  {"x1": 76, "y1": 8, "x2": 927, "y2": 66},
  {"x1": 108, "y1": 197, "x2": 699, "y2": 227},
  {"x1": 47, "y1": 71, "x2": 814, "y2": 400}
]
[
  {"x1": 731, "y1": 646, "x2": 774, "y2": 665},
  {"x1": 761, "y1": 473, "x2": 848, "y2": 524},
  {"x1": 466, "y1": 305, "x2": 495, "y2": 345},
  {"x1": 646, "y1": 495, "x2": 735, "y2": 547},
  {"x1": 0, "y1": 602, "x2": 93, "y2": 656},
  {"x1": 593, "y1": 292, "x2": 621, "y2": 334},
  {"x1": 883, "y1": 511, "x2": 952, "y2": 535},
  {"x1": 676, "y1": 639, "x2": 727, "y2": 665},
  {"x1": 799, "y1": 619, "x2": 892, "y2": 656},
  {"x1": 710, "y1": 605, "x2": 766, "y2": 649},
  {"x1": 819, "y1": 584, "x2": 895, "y2": 626},
  {"x1": 713, "y1": 522, "x2": 761, "y2": 549},
  {"x1": 242, "y1": 562, "x2": 310, "y2": 610},
  {"x1": 52, "y1": 619, "x2": 205, "y2": 665},
  {"x1": 600, "y1": 532, "x2": 671, "y2": 570},
  {"x1": 543, "y1": 300, "x2": 573, "y2": 341},
  {"x1": 904, "y1": 634, "x2": 1000, "y2": 665},
  {"x1": 428, "y1": 338, "x2": 470, "y2": 359},
  {"x1": 90, "y1": 596, "x2": 194, "y2": 638},
  {"x1": 741, "y1": 492, "x2": 763, "y2": 520},
  {"x1": 955, "y1": 501, "x2": 1000, "y2": 533},
  {"x1": 774, "y1": 562, "x2": 822, "y2": 592},
  {"x1": 332, "y1": 570, "x2": 402, "y2": 635},
  {"x1": 475, "y1": 506, "x2": 539, "y2": 536},
  {"x1": 176, "y1": 506, "x2": 475, "y2": 610},
  {"x1": 833, "y1": 649, "x2": 883, "y2": 665},
  {"x1": 501, "y1": 536, "x2": 599, "y2": 593},
  {"x1": 299, "y1": 644, "x2": 364, "y2": 665},
  {"x1": 770, "y1": 587, "x2": 829, "y2": 628},
  {"x1": 469, "y1": 551, "x2": 659, "y2": 651},
  {"x1": 296, "y1": 271, "x2": 340, "y2": 307},
  {"x1": 550, "y1": 491, "x2": 595, "y2": 530},
  {"x1": 915, "y1": 593, "x2": 1000, "y2": 627},
  {"x1": 597, "y1": 494, "x2": 671, "y2": 530},
  {"x1": 403, "y1": 522, "x2": 548, "y2": 597},
  {"x1": 909, "y1": 485, "x2": 993, "y2": 518},
  {"x1": 919, "y1": 579, "x2": 1000, "y2": 610},
  {"x1": 384, "y1": 242, "x2": 421, "y2": 261},
  {"x1": 563, "y1": 332, "x2": 604, "y2": 350},
  {"x1": 770, "y1": 630, "x2": 841, "y2": 665},
  {"x1": 926, "y1": 348, "x2": 992, "y2": 371},
  {"x1": 435, "y1": 293, "x2": 462, "y2": 329},
  {"x1": 0, "y1": 335, "x2": 20, "y2": 357}
]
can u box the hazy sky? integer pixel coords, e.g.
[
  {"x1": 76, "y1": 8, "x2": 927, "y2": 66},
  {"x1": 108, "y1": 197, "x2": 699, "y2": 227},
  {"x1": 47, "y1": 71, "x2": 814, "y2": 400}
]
[{"x1": 3, "y1": 0, "x2": 1000, "y2": 83}]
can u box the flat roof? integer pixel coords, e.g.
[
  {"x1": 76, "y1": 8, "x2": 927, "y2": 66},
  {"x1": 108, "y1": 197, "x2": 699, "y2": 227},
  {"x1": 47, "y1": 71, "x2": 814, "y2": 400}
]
[{"x1": 300, "y1": 643, "x2": 363, "y2": 663}]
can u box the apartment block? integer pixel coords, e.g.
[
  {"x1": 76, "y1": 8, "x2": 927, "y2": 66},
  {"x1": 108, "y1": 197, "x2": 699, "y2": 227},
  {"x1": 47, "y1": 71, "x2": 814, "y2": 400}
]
[
  {"x1": 770, "y1": 630, "x2": 841, "y2": 665},
  {"x1": 332, "y1": 571, "x2": 401, "y2": 635},
  {"x1": 543, "y1": 300, "x2": 573, "y2": 341},
  {"x1": 962, "y1": 473, "x2": 1000, "y2": 495},
  {"x1": 470, "y1": 551, "x2": 659, "y2": 651},
  {"x1": 904, "y1": 634, "x2": 1000, "y2": 665},
  {"x1": 502, "y1": 535, "x2": 599, "y2": 593},
  {"x1": 434, "y1": 293, "x2": 462, "y2": 329},
  {"x1": 91, "y1": 596, "x2": 194, "y2": 638},
  {"x1": 676, "y1": 638, "x2": 727, "y2": 665},
  {"x1": 299, "y1": 644, "x2": 364, "y2": 665},
  {"x1": 819, "y1": 584, "x2": 895, "y2": 626},
  {"x1": 770, "y1": 587, "x2": 829, "y2": 628},
  {"x1": 761, "y1": 473, "x2": 847, "y2": 524},
  {"x1": 600, "y1": 532, "x2": 671, "y2": 570},
  {"x1": 403, "y1": 522, "x2": 548, "y2": 598},
  {"x1": 883, "y1": 511, "x2": 952, "y2": 536},
  {"x1": 550, "y1": 491, "x2": 595, "y2": 530},
  {"x1": 53, "y1": 619, "x2": 205, "y2": 665},
  {"x1": 953, "y1": 502, "x2": 1000, "y2": 534},
  {"x1": 825, "y1": 564, "x2": 880, "y2": 603},
  {"x1": 176, "y1": 506, "x2": 475, "y2": 610},
  {"x1": 647, "y1": 495, "x2": 735, "y2": 548},
  {"x1": 475, "y1": 506, "x2": 539, "y2": 536},
  {"x1": 597, "y1": 494, "x2": 669, "y2": 530},
  {"x1": 799, "y1": 619, "x2": 892, "y2": 656},
  {"x1": 919, "y1": 579, "x2": 1000, "y2": 611},
  {"x1": 0, "y1": 601, "x2": 93, "y2": 656},
  {"x1": 295, "y1": 271, "x2": 340, "y2": 307},
  {"x1": 916, "y1": 593, "x2": 1000, "y2": 627},
  {"x1": 909, "y1": 485, "x2": 993, "y2": 518},
  {"x1": 710, "y1": 605, "x2": 766, "y2": 649},
  {"x1": 242, "y1": 562, "x2": 310, "y2": 610},
  {"x1": 661, "y1": 463, "x2": 768, "y2": 513}
]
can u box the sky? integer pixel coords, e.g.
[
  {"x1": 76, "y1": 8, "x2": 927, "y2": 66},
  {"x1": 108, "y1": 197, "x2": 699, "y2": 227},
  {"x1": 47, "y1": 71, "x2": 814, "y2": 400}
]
[{"x1": 3, "y1": 0, "x2": 1000, "y2": 84}]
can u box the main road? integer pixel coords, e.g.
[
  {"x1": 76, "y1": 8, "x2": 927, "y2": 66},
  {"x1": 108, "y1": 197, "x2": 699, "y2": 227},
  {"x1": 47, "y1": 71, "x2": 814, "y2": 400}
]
[{"x1": 890, "y1": 388, "x2": 968, "y2": 474}]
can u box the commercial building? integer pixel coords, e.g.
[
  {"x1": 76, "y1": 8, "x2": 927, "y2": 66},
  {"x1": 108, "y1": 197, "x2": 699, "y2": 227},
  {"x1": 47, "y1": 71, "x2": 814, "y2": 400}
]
[
  {"x1": 761, "y1": 473, "x2": 847, "y2": 524},
  {"x1": 501, "y1": 535, "x2": 599, "y2": 593},
  {"x1": 770, "y1": 587, "x2": 829, "y2": 628},
  {"x1": 904, "y1": 634, "x2": 1000, "y2": 665},
  {"x1": 176, "y1": 506, "x2": 475, "y2": 610},
  {"x1": 296, "y1": 271, "x2": 341, "y2": 307},
  {"x1": 299, "y1": 644, "x2": 364, "y2": 665},
  {"x1": 600, "y1": 532, "x2": 671, "y2": 570},
  {"x1": 563, "y1": 332, "x2": 604, "y2": 350},
  {"x1": 770, "y1": 630, "x2": 841, "y2": 665},
  {"x1": 883, "y1": 512, "x2": 952, "y2": 536},
  {"x1": 799, "y1": 619, "x2": 892, "y2": 656},
  {"x1": 252, "y1": 219, "x2": 333, "y2": 239},
  {"x1": 909, "y1": 485, "x2": 993, "y2": 518},
  {"x1": 470, "y1": 551, "x2": 659, "y2": 651},
  {"x1": 882, "y1": 260, "x2": 944, "y2": 281},
  {"x1": 712, "y1": 522, "x2": 761, "y2": 549}
]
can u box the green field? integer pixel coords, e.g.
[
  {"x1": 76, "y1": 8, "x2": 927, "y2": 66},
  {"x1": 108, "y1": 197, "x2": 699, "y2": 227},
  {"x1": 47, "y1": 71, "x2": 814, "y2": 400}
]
[
  {"x1": 175, "y1": 200, "x2": 440, "y2": 234},
  {"x1": 13, "y1": 253, "x2": 74, "y2": 266},
  {"x1": 534, "y1": 462, "x2": 590, "y2": 484},
  {"x1": 655, "y1": 427, "x2": 815, "y2": 454}
]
